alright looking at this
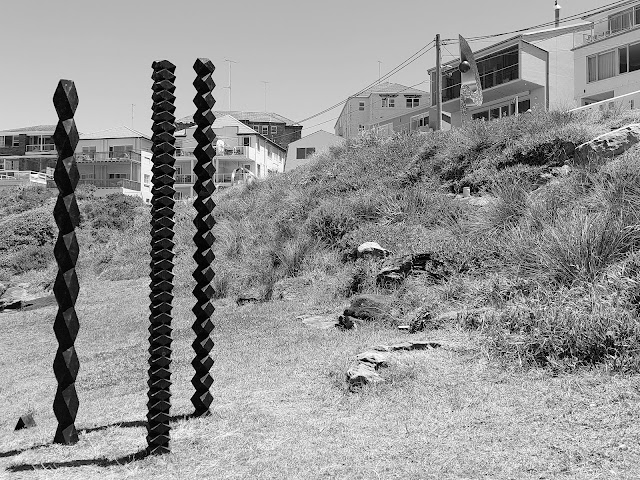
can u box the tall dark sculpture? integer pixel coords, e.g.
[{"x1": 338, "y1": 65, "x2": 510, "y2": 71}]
[
  {"x1": 52, "y1": 80, "x2": 81, "y2": 445},
  {"x1": 191, "y1": 58, "x2": 217, "y2": 417},
  {"x1": 147, "y1": 60, "x2": 177, "y2": 455}
]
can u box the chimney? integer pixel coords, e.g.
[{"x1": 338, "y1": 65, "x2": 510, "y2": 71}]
[{"x1": 555, "y1": 1, "x2": 561, "y2": 28}]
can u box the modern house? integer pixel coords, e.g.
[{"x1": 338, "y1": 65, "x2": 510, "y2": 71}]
[
  {"x1": 285, "y1": 130, "x2": 345, "y2": 172},
  {"x1": 174, "y1": 114, "x2": 286, "y2": 198},
  {"x1": 74, "y1": 126, "x2": 153, "y2": 203},
  {"x1": 572, "y1": 2, "x2": 640, "y2": 111},
  {"x1": 0, "y1": 125, "x2": 57, "y2": 187},
  {"x1": 334, "y1": 82, "x2": 431, "y2": 139},
  {"x1": 366, "y1": 106, "x2": 453, "y2": 135},
  {"x1": 177, "y1": 111, "x2": 302, "y2": 150},
  {"x1": 427, "y1": 21, "x2": 592, "y2": 128}
]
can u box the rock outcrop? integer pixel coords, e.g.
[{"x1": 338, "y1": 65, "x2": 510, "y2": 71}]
[{"x1": 575, "y1": 123, "x2": 640, "y2": 164}]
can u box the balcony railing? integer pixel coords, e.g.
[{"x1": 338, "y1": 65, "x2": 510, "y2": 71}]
[
  {"x1": 25, "y1": 144, "x2": 56, "y2": 153},
  {"x1": 46, "y1": 178, "x2": 142, "y2": 191},
  {"x1": 175, "y1": 145, "x2": 248, "y2": 157},
  {"x1": 0, "y1": 170, "x2": 51, "y2": 184},
  {"x1": 166, "y1": 172, "x2": 250, "y2": 184},
  {"x1": 74, "y1": 151, "x2": 142, "y2": 163},
  {"x1": 176, "y1": 174, "x2": 194, "y2": 183}
]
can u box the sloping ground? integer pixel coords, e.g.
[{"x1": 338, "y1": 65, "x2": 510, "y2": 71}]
[{"x1": 1, "y1": 278, "x2": 639, "y2": 479}]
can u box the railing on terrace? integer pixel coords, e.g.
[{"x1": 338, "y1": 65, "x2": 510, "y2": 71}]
[
  {"x1": 0, "y1": 170, "x2": 52, "y2": 184},
  {"x1": 576, "y1": 9, "x2": 640, "y2": 47},
  {"x1": 442, "y1": 64, "x2": 519, "y2": 102},
  {"x1": 175, "y1": 145, "x2": 247, "y2": 157},
  {"x1": 74, "y1": 151, "x2": 142, "y2": 163},
  {"x1": 25, "y1": 144, "x2": 56, "y2": 153},
  {"x1": 172, "y1": 173, "x2": 250, "y2": 184}
]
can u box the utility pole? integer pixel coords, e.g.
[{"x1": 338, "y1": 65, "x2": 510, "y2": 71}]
[
  {"x1": 261, "y1": 81, "x2": 269, "y2": 112},
  {"x1": 435, "y1": 34, "x2": 442, "y2": 131},
  {"x1": 224, "y1": 59, "x2": 238, "y2": 110},
  {"x1": 378, "y1": 61, "x2": 382, "y2": 83}
]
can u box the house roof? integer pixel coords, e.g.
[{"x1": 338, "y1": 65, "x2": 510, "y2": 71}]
[
  {"x1": 80, "y1": 126, "x2": 151, "y2": 141},
  {"x1": 354, "y1": 82, "x2": 429, "y2": 98},
  {"x1": 176, "y1": 110, "x2": 300, "y2": 128},
  {"x1": 180, "y1": 114, "x2": 287, "y2": 153},
  {"x1": 0, "y1": 125, "x2": 57, "y2": 134}
]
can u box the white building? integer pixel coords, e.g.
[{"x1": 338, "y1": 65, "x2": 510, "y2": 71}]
[
  {"x1": 572, "y1": 2, "x2": 640, "y2": 111},
  {"x1": 285, "y1": 130, "x2": 345, "y2": 171},
  {"x1": 174, "y1": 114, "x2": 286, "y2": 198}
]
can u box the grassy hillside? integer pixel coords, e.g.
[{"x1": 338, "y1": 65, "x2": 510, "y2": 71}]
[
  {"x1": 4, "y1": 107, "x2": 640, "y2": 374},
  {"x1": 3, "y1": 107, "x2": 640, "y2": 478}
]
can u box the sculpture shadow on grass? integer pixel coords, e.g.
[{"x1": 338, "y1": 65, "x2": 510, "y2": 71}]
[{"x1": 3, "y1": 413, "x2": 195, "y2": 471}]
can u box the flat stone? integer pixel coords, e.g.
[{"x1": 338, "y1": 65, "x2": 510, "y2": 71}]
[
  {"x1": 0, "y1": 287, "x2": 27, "y2": 305},
  {"x1": 356, "y1": 350, "x2": 390, "y2": 367},
  {"x1": 346, "y1": 362, "x2": 383, "y2": 387},
  {"x1": 575, "y1": 123, "x2": 640, "y2": 164},
  {"x1": 357, "y1": 242, "x2": 390, "y2": 259},
  {"x1": 301, "y1": 315, "x2": 339, "y2": 330}
]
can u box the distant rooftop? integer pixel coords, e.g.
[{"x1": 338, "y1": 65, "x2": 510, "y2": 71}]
[
  {"x1": 80, "y1": 126, "x2": 151, "y2": 141},
  {"x1": 0, "y1": 125, "x2": 57, "y2": 134},
  {"x1": 354, "y1": 82, "x2": 429, "y2": 97},
  {"x1": 177, "y1": 111, "x2": 300, "y2": 128}
]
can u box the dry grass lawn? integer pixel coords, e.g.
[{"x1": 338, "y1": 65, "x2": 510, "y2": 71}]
[{"x1": 2, "y1": 277, "x2": 640, "y2": 479}]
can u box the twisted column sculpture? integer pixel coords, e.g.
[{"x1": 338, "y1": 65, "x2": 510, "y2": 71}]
[
  {"x1": 52, "y1": 79, "x2": 81, "y2": 445},
  {"x1": 147, "y1": 60, "x2": 177, "y2": 455},
  {"x1": 191, "y1": 58, "x2": 217, "y2": 417}
]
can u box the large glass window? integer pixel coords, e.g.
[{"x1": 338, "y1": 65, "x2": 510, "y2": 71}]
[
  {"x1": 620, "y1": 47, "x2": 629, "y2": 73},
  {"x1": 598, "y1": 50, "x2": 616, "y2": 80},
  {"x1": 609, "y1": 8, "x2": 633, "y2": 33},
  {"x1": 440, "y1": 45, "x2": 519, "y2": 102},
  {"x1": 629, "y1": 42, "x2": 640, "y2": 72}
]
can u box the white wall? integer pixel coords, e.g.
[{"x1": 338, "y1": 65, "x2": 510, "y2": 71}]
[{"x1": 286, "y1": 131, "x2": 344, "y2": 171}]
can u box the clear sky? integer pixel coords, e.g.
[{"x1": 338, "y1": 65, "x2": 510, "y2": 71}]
[{"x1": 0, "y1": 0, "x2": 611, "y2": 136}]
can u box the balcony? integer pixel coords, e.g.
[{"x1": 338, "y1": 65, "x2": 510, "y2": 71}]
[
  {"x1": 25, "y1": 144, "x2": 56, "y2": 153},
  {"x1": 0, "y1": 170, "x2": 52, "y2": 186},
  {"x1": 169, "y1": 172, "x2": 251, "y2": 185},
  {"x1": 175, "y1": 145, "x2": 248, "y2": 157},
  {"x1": 575, "y1": 8, "x2": 640, "y2": 48},
  {"x1": 74, "y1": 151, "x2": 141, "y2": 163},
  {"x1": 46, "y1": 178, "x2": 141, "y2": 191}
]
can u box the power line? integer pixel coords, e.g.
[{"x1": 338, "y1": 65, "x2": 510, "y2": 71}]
[
  {"x1": 441, "y1": 0, "x2": 635, "y2": 43},
  {"x1": 293, "y1": 41, "x2": 435, "y2": 125}
]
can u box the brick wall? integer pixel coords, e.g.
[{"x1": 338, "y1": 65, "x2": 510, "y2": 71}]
[{"x1": 242, "y1": 121, "x2": 302, "y2": 150}]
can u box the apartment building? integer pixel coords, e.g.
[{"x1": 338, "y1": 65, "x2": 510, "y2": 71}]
[
  {"x1": 174, "y1": 114, "x2": 286, "y2": 198},
  {"x1": 427, "y1": 21, "x2": 591, "y2": 128},
  {"x1": 334, "y1": 82, "x2": 431, "y2": 139},
  {"x1": 177, "y1": 111, "x2": 302, "y2": 150},
  {"x1": 0, "y1": 125, "x2": 57, "y2": 187},
  {"x1": 572, "y1": 2, "x2": 640, "y2": 110},
  {"x1": 74, "y1": 126, "x2": 153, "y2": 203}
]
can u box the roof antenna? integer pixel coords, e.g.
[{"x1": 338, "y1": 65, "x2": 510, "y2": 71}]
[{"x1": 555, "y1": 1, "x2": 561, "y2": 28}]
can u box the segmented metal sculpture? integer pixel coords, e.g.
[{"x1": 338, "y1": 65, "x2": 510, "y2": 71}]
[
  {"x1": 147, "y1": 60, "x2": 177, "y2": 455},
  {"x1": 191, "y1": 58, "x2": 217, "y2": 417},
  {"x1": 52, "y1": 80, "x2": 81, "y2": 445}
]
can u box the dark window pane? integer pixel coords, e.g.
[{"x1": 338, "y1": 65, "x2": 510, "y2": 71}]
[
  {"x1": 4, "y1": 136, "x2": 12, "y2": 146},
  {"x1": 472, "y1": 111, "x2": 489, "y2": 120},
  {"x1": 296, "y1": 148, "x2": 305, "y2": 159},
  {"x1": 518, "y1": 99, "x2": 531, "y2": 112},
  {"x1": 501, "y1": 105, "x2": 510, "y2": 117},
  {"x1": 629, "y1": 42, "x2": 640, "y2": 72},
  {"x1": 490, "y1": 108, "x2": 500, "y2": 119},
  {"x1": 620, "y1": 47, "x2": 628, "y2": 73},
  {"x1": 587, "y1": 55, "x2": 597, "y2": 82}
]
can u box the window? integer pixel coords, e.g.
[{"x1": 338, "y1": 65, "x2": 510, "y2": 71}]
[
  {"x1": 267, "y1": 147, "x2": 272, "y2": 158},
  {"x1": 108, "y1": 173, "x2": 129, "y2": 179},
  {"x1": 12, "y1": 136, "x2": 19, "y2": 147},
  {"x1": 271, "y1": 126, "x2": 277, "y2": 134},
  {"x1": 109, "y1": 145, "x2": 133, "y2": 159},
  {"x1": 518, "y1": 99, "x2": 531, "y2": 113},
  {"x1": 620, "y1": 46, "x2": 629, "y2": 74},
  {"x1": 598, "y1": 50, "x2": 616, "y2": 80},
  {"x1": 143, "y1": 174, "x2": 151, "y2": 185},
  {"x1": 587, "y1": 55, "x2": 597, "y2": 82},
  {"x1": 359, "y1": 101, "x2": 365, "y2": 111},
  {"x1": 629, "y1": 42, "x2": 640, "y2": 72},
  {"x1": 406, "y1": 98, "x2": 420, "y2": 108},
  {"x1": 382, "y1": 97, "x2": 388, "y2": 107},
  {"x1": 472, "y1": 111, "x2": 489, "y2": 121},
  {"x1": 296, "y1": 147, "x2": 316, "y2": 160},
  {"x1": 257, "y1": 165, "x2": 261, "y2": 176},
  {"x1": 389, "y1": 98, "x2": 395, "y2": 108},
  {"x1": 243, "y1": 137, "x2": 250, "y2": 146},
  {"x1": 358, "y1": 125, "x2": 365, "y2": 132},
  {"x1": 0, "y1": 137, "x2": 5, "y2": 147},
  {"x1": 490, "y1": 108, "x2": 500, "y2": 120},
  {"x1": 80, "y1": 173, "x2": 94, "y2": 180},
  {"x1": 381, "y1": 97, "x2": 394, "y2": 107},
  {"x1": 609, "y1": 8, "x2": 633, "y2": 33},
  {"x1": 261, "y1": 126, "x2": 268, "y2": 135}
]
